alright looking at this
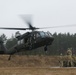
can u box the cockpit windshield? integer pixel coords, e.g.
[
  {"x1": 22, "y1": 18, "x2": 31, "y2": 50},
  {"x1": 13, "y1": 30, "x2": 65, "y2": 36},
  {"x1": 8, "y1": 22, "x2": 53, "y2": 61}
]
[
  {"x1": 39, "y1": 31, "x2": 52, "y2": 38},
  {"x1": 39, "y1": 32, "x2": 45, "y2": 38},
  {"x1": 46, "y1": 31, "x2": 52, "y2": 37}
]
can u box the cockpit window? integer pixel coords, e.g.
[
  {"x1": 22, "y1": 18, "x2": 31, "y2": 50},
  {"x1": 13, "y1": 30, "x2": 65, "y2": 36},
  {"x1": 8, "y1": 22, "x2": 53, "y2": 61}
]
[
  {"x1": 36, "y1": 33, "x2": 40, "y2": 38},
  {"x1": 39, "y1": 31, "x2": 52, "y2": 38},
  {"x1": 45, "y1": 32, "x2": 49, "y2": 36},
  {"x1": 33, "y1": 33, "x2": 40, "y2": 39},
  {"x1": 40, "y1": 32, "x2": 45, "y2": 38},
  {"x1": 17, "y1": 39, "x2": 24, "y2": 45},
  {"x1": 47, "y1": 31, "x2": 52, "y2": 37}
]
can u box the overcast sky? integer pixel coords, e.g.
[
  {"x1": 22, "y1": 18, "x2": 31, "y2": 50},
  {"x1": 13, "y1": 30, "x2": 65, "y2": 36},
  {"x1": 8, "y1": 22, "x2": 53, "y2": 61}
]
[{"x1": 0, "y1": 0, "x2": 76, "y2": 38}]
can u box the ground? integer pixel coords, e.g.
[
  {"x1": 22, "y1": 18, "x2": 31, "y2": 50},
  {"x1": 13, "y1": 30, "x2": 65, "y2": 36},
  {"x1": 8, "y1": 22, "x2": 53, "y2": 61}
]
[
  {"x1": 0, "y1": 67, "x2": 76, "y2": 75},
  {"x1": 0, "y1": 55, "x2": 75, "y2": 75}
]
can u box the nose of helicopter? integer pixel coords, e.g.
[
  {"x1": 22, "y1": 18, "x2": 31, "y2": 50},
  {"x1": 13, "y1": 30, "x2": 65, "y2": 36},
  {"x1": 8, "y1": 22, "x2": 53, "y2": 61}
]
[
  {"x1": 44, "y1": 37, "x2": 54, "y2": 45},
  {"x1": 40, "y1": 36, "x2": 54, "y2": 46}
]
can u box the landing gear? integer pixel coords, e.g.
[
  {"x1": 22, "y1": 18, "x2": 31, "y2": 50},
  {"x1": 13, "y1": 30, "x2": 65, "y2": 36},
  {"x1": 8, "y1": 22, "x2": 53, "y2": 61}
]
[
  {"x1": 44, "y1": 45, "x2": 48, "y2": 53},
  {"x1": 8, "y1": 55, "x2": 12, "y2": 60}
]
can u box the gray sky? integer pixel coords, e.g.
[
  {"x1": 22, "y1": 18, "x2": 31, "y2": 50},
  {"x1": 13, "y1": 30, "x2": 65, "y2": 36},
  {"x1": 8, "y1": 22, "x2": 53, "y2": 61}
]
[{"x1": 0, "y1": 0, "x2": 76, "y2": 38}]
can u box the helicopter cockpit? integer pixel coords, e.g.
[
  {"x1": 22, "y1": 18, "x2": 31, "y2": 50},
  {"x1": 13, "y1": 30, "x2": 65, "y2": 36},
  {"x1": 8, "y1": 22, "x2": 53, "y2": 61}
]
[
  {"x1": 38, "y1": 31, "x2": 52, "y2": 38},
  {"x1": 30, "y1": 31, "x2": 52, "y2": 40}
]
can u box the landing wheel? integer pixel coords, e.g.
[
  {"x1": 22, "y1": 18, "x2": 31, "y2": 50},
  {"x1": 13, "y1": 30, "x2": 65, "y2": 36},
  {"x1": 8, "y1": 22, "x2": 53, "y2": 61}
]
[
  {"x1": 8, "y1": 55, "x2": 12, "y2": 60},
  {"x1": 44, "y1": 45, "x2": 48, "y2": 53}
]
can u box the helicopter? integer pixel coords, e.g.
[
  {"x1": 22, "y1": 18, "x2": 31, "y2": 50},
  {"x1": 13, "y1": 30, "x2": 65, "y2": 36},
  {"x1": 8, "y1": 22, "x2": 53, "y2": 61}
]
[
  {"x1": 0, "y1": 15, "x2": 76, "y2": 60},
  {"x1": 0, "y1": 15, "x2": 54, "y2": 60}
]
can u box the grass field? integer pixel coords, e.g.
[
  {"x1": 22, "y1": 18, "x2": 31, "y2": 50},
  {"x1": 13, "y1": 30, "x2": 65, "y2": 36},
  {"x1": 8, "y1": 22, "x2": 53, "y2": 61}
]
[
  {"x1": 0, "y1": 67, "x2": 76, "y2": 75},
  {"x1": 0, "y1": 55, "x2": 59, "y2": 67},
  {"x1": 0, "y1": 55, "x2": 76, "y2": 75}
]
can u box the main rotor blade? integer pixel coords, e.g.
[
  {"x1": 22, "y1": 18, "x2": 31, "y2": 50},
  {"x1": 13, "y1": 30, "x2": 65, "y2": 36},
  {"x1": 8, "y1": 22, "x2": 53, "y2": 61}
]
[
  {"x1": 0, "y1": 27, "x2": 29, "y2": 30},
  {"x1": 0, "y1": 25, "x2": 75, "y2": 31},
  {"x1": 19, "y1": 15, "x2": 35, "y2": 30},
  {"x1": 39, "y1": 24, "x2": 76, "y2": 29}
]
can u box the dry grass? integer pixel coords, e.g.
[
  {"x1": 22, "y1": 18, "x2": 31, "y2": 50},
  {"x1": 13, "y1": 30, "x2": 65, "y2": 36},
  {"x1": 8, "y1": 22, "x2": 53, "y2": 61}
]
[
  {"x1": 0, "y1": 55, "x2": 76, "y2": 75},
  {"x1": 0, "y1": 67, "x2": 76, "y2": 75},
  {"x1": 0, "y1": 55, "x2": 59, "y2": 67}
]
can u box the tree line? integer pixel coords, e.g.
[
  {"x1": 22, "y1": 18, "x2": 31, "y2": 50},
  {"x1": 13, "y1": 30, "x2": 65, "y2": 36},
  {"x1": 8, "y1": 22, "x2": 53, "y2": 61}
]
[
  {"x1": 49, "y1": 32, "x2": 76, "y2": 55},
  {"x1": 0, "y1": 32, "x2": 76, "y2": 55}
]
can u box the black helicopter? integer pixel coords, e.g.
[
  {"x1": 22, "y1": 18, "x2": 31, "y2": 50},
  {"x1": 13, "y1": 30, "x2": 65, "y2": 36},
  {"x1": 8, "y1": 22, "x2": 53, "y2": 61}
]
[
  {"x1": 0, "y1": 15, "x2": 75, "y2": 60},
  {"x1": 0, "y1": 15, "x2": 54, "y2": 60}
]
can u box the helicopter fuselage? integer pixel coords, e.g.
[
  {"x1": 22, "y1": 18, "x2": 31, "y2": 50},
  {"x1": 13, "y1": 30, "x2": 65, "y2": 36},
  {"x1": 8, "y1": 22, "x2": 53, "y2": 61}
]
[{"x1": 15, "y1": 31, "x2": 54, "y2": 51}]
